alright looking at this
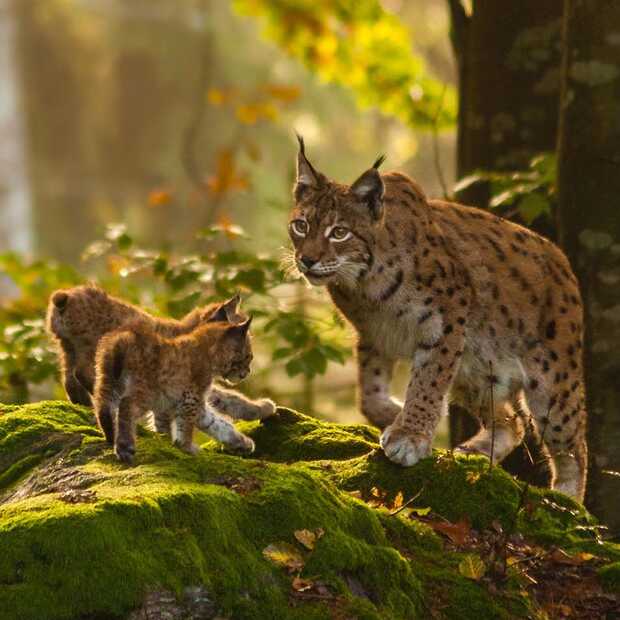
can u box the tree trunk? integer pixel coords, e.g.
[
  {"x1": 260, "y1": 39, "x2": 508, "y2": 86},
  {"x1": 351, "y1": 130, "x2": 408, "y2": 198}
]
[
  {"x1": 0, "y1": 0, "x2": 33, "y2": 256},
  {"x1": 447, "y1": 0, "x2": 564, "y2": 486},
  {"x1": 556, "y1": 0, "x2": 620, "y2": 533}
]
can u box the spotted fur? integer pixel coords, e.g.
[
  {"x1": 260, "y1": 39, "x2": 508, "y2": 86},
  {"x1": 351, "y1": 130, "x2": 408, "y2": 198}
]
[
  {"x1": 287, "y1": 137, "x2": 587, "y2": 501},
  {"x1": 46, "y1": 285, "x2": 275, "y2": 422},
  {"x1": 93, "y1": 318, "x2": 257, "y2": 463}
]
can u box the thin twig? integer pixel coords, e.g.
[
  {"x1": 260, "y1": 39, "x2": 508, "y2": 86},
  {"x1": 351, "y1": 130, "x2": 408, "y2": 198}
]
[
  {"x1": 488, "y1": 361, "x2": 496, "y2": 470},
  {"x1": 390, "y1": 486, "x2": 425, "y2": 516}
]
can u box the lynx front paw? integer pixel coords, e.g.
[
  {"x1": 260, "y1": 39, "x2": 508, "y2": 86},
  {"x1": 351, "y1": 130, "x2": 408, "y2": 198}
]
[
  {"x1": 380, "y1": 425, "x2": 431, "y2": 467},
  {"x1": 257, "y1": 398, "x2": 277, "y2": 420}
]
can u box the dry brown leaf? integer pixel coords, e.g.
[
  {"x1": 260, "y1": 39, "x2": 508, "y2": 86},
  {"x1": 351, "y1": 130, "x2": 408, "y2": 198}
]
[
  {"x1": 292, "y1": 576, "x2": 314, "y2": 592},
  {"x1": 428, "y1": 518, "x2": 471, "y2": 546},
  {"x1": 550, "y1": 549, "x2": 595, "y2": 566},
  {"x1": 294, "y1": 529, "x2": 317, "y2": 550}
]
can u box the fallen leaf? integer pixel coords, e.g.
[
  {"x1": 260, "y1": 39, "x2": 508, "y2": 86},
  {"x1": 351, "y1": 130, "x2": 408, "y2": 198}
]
[
  {"x1": 294, "y1": 529, "x2": 317, "y2": 550},
  {"x1": 392, "y1": 491, "x2": 404, "y2": 510},
  {"x1": 428, "y1": 518, "x2": 471, "y2": 546},
  {"x1": 292, "y1": 576, "x2": 313, "y2": 592},
  {"x1": 263, "y1": 543, "x2": 304, "y2": 573},
  {"x1": 550, "y1": 549, "x2": 596, "y2": 566},
  {"x1": 459, "y1": 555, "x2": 486, "y2": 581},
  {"x1": 466, "y1": 471, "x2": 481, "y2": 484}
]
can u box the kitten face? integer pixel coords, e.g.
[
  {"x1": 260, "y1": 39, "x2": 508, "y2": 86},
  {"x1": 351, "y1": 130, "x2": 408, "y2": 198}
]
[{"x1": 218, "y1": 318, "x2": 254, "y2": 384}]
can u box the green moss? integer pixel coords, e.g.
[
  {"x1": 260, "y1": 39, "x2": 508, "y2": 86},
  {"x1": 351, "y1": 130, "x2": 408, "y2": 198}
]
[
  {"x1": 236, "y1": 408, "x2": 379, "y2": 462},
  {"x1": 599, "y1": 562, "x2": 620, "y2": 593},
  {"x1": 0, "y1": 402, "x2": 615, "y2": 619}
]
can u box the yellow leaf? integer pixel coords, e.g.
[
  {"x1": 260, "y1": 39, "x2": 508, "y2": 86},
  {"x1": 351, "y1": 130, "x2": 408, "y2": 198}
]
[
  {"x1": 458, "y1": 555, "x2": 486, "y2": 581},
  {"x1": 262, "y1": 543, "x2": 304, "y2": 573},
  {"x1": 207, "y1": 88, "x2": 226, "y2": 106},
  {"x1": 236, "y1": 104, "x2": 259, "y2": 125},
  {"x1": 106, "y1": 255, "x2": 130, "y2": 277},
  {"x1": 265, "y1": 84, "x2": 301, "y2": 102},
  {"x1": 466, "y1": 471, "x2": 481, "y2": 484},
  {"x1": 392, "y1": 491, "x2": 404, "y2": 510},
  {"x1": 207, "y1": 150, "x2": 250, "y2": 196},
  {"x1": 294, "y1": 529, "x2": 316, "y2": 550}
]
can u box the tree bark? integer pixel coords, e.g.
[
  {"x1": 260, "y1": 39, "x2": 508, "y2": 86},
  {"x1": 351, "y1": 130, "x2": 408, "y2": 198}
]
[
  {"x1": 447, "y1": 0, "x2": 564, "y2": 486},
  {"x1": 556, "y1": 0, "x2": 620, "y2": 533}
]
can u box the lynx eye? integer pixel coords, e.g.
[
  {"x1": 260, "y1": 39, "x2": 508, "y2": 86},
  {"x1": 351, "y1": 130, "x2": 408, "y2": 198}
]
[
  {"x1": 290, "y1": 219, "x2": 308, "y2": 237},
  {"x1": 329, "y1": 226, "x2": 351, "y2": 242}
]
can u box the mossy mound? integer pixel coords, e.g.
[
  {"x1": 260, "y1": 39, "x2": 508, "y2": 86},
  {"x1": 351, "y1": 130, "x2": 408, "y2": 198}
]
[{"x1": 0, "y1": 402, "x2": 618, "y2": 619}]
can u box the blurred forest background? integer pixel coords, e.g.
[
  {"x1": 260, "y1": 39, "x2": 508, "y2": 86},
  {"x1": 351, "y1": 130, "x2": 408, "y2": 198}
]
[{"x1": 0, "y1": 0, "x2": 619, "y2": 531}]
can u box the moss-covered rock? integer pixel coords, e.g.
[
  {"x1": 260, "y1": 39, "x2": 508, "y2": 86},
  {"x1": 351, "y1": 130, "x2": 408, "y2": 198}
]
[{"x1": 0, "y1": 402, "x2": 617, "y2": 619}]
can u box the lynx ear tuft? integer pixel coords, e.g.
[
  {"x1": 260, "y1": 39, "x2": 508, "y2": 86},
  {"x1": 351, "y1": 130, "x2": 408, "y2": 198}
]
[
  {"x1": 351, "y1": 165, "x2": 385, "y2": 220},
  {"x1": 372, "y1": 154, "x2": 386, "y2": 169}
]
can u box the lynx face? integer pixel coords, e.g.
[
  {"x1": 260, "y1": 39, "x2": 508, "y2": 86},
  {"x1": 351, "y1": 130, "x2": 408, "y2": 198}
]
[{"x1": 288, "y1": 136, "x2": 386, "y2": 287}]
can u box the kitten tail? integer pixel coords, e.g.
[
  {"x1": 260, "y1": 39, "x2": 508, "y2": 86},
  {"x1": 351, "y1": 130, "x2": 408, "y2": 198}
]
[{"x1": 94, "y1": 331, "x2": 132, "y2": 444}]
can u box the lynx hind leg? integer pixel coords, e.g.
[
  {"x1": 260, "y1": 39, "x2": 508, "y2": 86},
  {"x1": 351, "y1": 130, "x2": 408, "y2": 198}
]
[
  {"x1": 208, "y1": 386, "x2": 276, "y2": 421},
  {"x1": 522, "y1": 351, "x2": 588, "y2": 502},
  {"x1": 196, "y1": 404, "x2": 254, "y2": 454},
  {"x1": 456, "y1": 399, "x2": 526, "y2": 464},
  {"x1": 357, "y1": 344, "x2": 401, "y2": 429},
  {"x1": 57, "y1": 338, "x2": 93, "y2": 407},
  {"x1": 151, "y1": 408, "x2": 173, "y2": 437}
]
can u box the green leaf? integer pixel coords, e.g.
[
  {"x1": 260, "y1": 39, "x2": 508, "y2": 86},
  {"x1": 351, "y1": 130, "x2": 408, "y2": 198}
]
[
  {"x1": 517, "y1": 193, "x2": 550, "y2": 224},
  {"x1": 167, "y1": 292, "x2": 202, "y2": 318},
  {"x1": 458, "y1": 555, "x2": 486, "y2": 581}
]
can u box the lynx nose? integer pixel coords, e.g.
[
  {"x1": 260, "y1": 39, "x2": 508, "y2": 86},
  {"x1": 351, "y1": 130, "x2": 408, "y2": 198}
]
[{"x1": 299, "y1": 255, "x2": 318, "y2": 269}]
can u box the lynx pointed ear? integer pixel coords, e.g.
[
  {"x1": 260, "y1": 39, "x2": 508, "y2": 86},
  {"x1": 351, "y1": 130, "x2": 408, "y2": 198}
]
[
  {"x1": 223, "y1": 293, "x2": 241, "y2": 315},
  {"x1": 207, "y1": 294, "x2": 242, "y2": 323},
  {"x1": 296, "y1": 133, "x2": 316, "y2": 186},
  {"x1": 293, "y1": 134, "x2": 327, "y2": 200},
  {"x1": 351, "y1": 156, "x2": 386, "y2": 219}
]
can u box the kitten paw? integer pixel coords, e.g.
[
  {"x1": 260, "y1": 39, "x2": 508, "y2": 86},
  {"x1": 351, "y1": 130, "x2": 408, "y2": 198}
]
[
  {"x1": 257, "y1": 398, "x2": 277, "y2": 420},
  {"x1": 229, "y1": 434, "x2": 255, "y2": 454},
  {"x1": 380, "y1": 425, "x2": 431, "y2": 467},
  {"x1": 115, "y1": 443, "x2": 135, "y2": 465}
]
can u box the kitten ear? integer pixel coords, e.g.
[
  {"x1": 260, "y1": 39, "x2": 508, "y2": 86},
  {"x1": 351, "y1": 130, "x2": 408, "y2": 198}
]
[
  {"x1": 351, "y1": 155, "x2": 386, "y2": 219},
  {"x1": 222, "y1": 293, "x2": 241, "y2": 318},
  {"x1": 207, "y1": 294, "x2": 242, "y2": 323},
  {"x1": 225, "y1": 316, "x2": 253, "y2": 339}
]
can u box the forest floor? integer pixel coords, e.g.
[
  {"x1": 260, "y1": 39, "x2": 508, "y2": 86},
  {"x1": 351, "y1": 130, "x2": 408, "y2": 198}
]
[{"x1": 0, "y1": 402, "x2": 618, "y2": 619}]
